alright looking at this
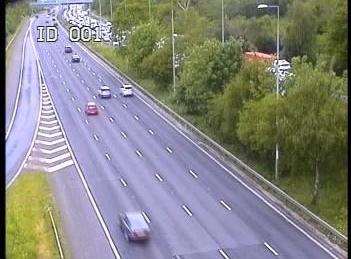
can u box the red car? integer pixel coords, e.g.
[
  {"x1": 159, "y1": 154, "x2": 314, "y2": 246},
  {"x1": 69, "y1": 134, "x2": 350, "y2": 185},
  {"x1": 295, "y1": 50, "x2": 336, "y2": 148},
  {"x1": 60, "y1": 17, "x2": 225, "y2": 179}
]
[{"x1": 85, "y1": 102, "x2": 98, "y2": 115}]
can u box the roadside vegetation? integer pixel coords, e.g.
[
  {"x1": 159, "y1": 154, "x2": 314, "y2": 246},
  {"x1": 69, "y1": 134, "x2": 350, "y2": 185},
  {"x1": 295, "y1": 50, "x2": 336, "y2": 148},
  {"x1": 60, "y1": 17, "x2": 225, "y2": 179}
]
[
  {"x1": 6, "y1": 172, "x2": 63, "y2": 258},
  {"x1": 6, "y1": 0, "x2": 31, "y2": 47},
  {"x1": 91, "y1": 0, "x2": 347, "y2": 234}
]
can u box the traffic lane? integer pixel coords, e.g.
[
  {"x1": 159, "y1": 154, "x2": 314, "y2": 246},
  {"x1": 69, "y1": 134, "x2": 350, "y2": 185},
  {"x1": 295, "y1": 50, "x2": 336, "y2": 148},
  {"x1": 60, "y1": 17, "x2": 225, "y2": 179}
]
[
  {"x1": 49, "y1": 166, "x2": 116, "y2": 259},
  {"x1": 119, "y1": 93, "x2": 336, "y2": 258},
  {"x1": 80, "y1": 47, "x2": 338, "y2": 258},
  {"x1": 49, "y1": 31, "x2": 336, "y2": 259},
  {"x1": 40, "y1": 42, "x2": 224, "y2": 258},
  {"x1": 41, "y1": 41, "x2": 265, "y2": 256},
  {"x1": 40, "y1": 17, "x2": 336, "y2": 258},
  {"x1": 35, "y1": 42, "x2": 175, "y2": 258},
  {"x1": 6, "y1": 32, "x2": 40, "y2": 185},
  {"x1": 6, "y1": 19, "x2": 31, "y2": 131}
]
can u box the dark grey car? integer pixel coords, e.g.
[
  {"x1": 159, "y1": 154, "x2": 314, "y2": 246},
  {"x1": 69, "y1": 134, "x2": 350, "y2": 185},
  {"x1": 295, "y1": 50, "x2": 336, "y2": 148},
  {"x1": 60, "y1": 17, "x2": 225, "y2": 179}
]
[{"x1": 119, "y1": 212, "x2": 150, "y2": 242}]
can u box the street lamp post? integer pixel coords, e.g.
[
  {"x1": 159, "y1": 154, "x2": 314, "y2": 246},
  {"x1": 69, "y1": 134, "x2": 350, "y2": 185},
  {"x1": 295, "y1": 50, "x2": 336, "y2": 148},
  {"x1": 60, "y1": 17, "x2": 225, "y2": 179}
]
[
  {"x1": 109, "y1": 0, "x2": 113, "y2": 21},
  {"x1": 148, "y1": 0, "x2": 151, "y2": 20},
  {"x1": 221, "y1": 0, "x2": 224, "y2": 44},
  {"x1": 171, "y1": 6, "x2": 176, "y2": 93},
  {"x1": 258, "y1": 3, "x2": 280, "y2": 181}
]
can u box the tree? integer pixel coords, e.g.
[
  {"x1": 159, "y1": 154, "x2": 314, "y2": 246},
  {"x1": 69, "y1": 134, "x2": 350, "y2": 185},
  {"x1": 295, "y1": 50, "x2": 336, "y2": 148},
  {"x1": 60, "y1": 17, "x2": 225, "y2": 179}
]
[
  {"x1": 127, "y1": 21, "x2": 162, "y2": 75},
  {"x1": 142, "y1": 39, "x2": 173, "y2": 85},
  {"x1": 112, "y1": 0, "x2": 149, "y2": 32},
  {"x1": 178, "y1": 38, "x2": 243, "y2": 114},
  {"x1": 236, "y1": 94, "x2": 280, "y2": 155},
  {"x1": 282, "y1": 1, "x2": 318, "y2": 60},
  {"x1": 319, "y1": 0, "x2": 347, "y2": 75},
  {"x1": 227, "y1": 15, "x2": 276, "y2": 53},
  {"x1": 209, "y1": 60, "x2": 274, "y2": 144}
]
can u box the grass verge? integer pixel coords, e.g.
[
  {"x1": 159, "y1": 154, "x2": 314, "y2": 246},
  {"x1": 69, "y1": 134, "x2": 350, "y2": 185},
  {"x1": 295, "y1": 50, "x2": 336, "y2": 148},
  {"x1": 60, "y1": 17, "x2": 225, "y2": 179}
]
[
  {"x1": 88, "y1": 42, "x2": 347, "y2": 235},
  {"x1": 6, "y1": 172, "x2": 63, "y2": 258}
]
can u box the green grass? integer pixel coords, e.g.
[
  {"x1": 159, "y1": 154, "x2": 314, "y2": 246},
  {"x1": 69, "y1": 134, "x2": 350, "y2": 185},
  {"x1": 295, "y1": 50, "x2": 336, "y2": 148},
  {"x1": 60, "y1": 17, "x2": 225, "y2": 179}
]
[
  {"x1": 6, "y1": 172, "x2": 63, "y2": 259},
  {"x1": 88, "y1": 42, "x2": 347, "y2": 235}
]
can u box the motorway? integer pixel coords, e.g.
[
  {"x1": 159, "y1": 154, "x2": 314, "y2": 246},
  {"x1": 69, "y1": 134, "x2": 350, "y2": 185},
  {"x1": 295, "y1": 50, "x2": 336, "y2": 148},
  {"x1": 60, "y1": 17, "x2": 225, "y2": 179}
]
[{"x1": 27, "y1": 10, "x2": 342, "y2": 259}]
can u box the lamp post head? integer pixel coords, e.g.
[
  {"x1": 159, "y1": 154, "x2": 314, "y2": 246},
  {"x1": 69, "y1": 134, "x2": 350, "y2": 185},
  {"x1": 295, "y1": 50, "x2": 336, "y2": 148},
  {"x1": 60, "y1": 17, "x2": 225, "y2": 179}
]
[{"x1": 257, "y1": 4, "x2": 268, "y2": 9}]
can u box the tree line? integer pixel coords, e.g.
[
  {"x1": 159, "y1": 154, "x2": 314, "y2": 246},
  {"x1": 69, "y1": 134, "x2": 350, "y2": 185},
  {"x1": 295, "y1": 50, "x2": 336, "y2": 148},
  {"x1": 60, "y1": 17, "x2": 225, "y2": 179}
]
[{"x1": 93, "y1": 0, "x2": 347, "y2": 213}]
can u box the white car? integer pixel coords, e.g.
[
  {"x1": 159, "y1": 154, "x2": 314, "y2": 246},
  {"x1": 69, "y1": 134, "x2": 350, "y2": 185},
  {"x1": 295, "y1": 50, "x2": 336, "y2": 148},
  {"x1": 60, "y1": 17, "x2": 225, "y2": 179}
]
[
  {"x1": 98, "y1": 85, "x2": 112, "y2": 98},
  {"x1": 120, "y1": 84, "x2": 133, "y2": 97}
]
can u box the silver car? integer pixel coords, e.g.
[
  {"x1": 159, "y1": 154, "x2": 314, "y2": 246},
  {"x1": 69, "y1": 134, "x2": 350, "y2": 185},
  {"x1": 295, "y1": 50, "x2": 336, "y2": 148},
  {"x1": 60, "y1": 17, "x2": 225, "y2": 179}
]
[{"x1": 119, "y1": 212, "x2": 150, "y2": 242}]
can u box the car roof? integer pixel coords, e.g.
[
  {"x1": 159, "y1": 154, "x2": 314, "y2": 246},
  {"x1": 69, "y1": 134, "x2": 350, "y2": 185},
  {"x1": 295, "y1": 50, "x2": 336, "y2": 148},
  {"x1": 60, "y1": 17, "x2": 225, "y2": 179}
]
[
  {"x1": 125, "y1": 212, "x2": 148, "y2": 229},
  {"x1": 100, "y1": 85, "x2": 110, "y2": 90},
  {"x1": 87, "y1": 102, "x2": 96, "y2": 106}
]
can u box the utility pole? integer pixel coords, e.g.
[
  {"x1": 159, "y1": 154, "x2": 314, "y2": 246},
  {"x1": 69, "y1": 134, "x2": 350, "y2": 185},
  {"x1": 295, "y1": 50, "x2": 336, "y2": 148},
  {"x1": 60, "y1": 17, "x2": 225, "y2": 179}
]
[
  {"x1": 171, "y1": 6, "x2": 176, "y2": 93},
  {"x1": 221, "y1": 0, "x2": 224, "y2": 44}
]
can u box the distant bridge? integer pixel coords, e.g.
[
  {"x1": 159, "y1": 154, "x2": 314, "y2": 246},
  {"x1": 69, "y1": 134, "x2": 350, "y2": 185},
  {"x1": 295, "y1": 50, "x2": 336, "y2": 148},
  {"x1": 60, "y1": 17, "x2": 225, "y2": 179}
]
[{"x1": 31, "y1": 0, "x2": 93, "y2": 6}]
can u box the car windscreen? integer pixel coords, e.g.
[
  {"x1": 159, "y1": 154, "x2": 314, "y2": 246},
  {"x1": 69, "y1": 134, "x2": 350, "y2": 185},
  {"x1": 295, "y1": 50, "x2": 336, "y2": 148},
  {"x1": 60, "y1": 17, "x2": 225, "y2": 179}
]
[{"x1": 124, "y1": 86, "x2": 132, "y2": 89}]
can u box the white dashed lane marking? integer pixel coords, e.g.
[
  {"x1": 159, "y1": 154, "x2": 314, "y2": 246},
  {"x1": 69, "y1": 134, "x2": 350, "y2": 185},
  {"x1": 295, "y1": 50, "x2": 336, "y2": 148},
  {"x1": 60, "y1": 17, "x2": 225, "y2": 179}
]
[
  {"x1": 182, "y1": 205, "x2": 193, "y2": 216},
  {"x1": 189, "y1": 169, "x2": 198, "y2": 179},
  {"x1": 120, "y1": 178, "x2": 127, "y2": 187},
  {"x1": 220, "y1": 200, "x2": 231, "y2": 211},
  {"x1": 155, "y1": 173, "x2": 163, "y2": 182},
  {"x1": 264, "y1": 242, "x2": 279, "y2": 256}
]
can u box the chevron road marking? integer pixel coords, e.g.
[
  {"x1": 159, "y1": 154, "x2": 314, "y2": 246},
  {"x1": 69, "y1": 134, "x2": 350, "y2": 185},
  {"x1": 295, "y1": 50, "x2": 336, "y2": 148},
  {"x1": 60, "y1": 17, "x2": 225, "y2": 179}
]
[
  {"x1": 42, "y1": 109, "x2": 54, "y2": 115},
  {"x1": 39, "y1": 125, "x2": 60, "y2": 131},
  {"x1": 46, "y1": 160, "x2": 74, "y2": 173},
  {"x1": 32, "y1": 145, "x2": 68, "y2": 155},
  {"x1": 37, "y1": 132, "x2": 63, "y2": 138},
  {"x1": 28, "y1": 152, "x2": 71, "y2": 164},
  {"x1": 35, "y1": 138, "x2": 65, "y2": 146},
  {"x1": 41, "y1": 114, "x2": 56, "y2": 120},
  {"x1": 40, "y1": 120, "x2": 58, "y2": 125}
]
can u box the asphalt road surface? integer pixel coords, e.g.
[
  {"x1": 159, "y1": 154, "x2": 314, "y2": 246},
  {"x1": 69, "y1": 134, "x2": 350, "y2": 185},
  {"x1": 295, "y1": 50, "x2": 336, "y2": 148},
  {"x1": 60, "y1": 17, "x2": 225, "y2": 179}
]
[
  {"x1": 6, "y1": 21, "x2": 40, "y2": 185},
  {"x1": 29, "y1": 11, "x2": 342, "y2": 259}
]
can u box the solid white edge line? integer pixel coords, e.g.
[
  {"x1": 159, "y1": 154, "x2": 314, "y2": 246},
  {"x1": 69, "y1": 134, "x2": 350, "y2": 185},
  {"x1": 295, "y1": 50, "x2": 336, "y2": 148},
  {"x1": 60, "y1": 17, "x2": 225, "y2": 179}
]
[
  {"x1": 264, "y1": 242, "x2": 279, "y2": 256},
  {"x1": 33, "y1": 30, "x2": 122, "y2": 257},
  {"x1": 58, "y1": 19, "x2": 339, "y2": 259},
  {"x1": 48, "y1": 208, "x2": 65, "y2": 259},
  {"x1": 6, "y1": 26, "x2": 42, "y2": 189},
  {"x1": 6, "y1": 20, "x2": 32, "y2": 141}
]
